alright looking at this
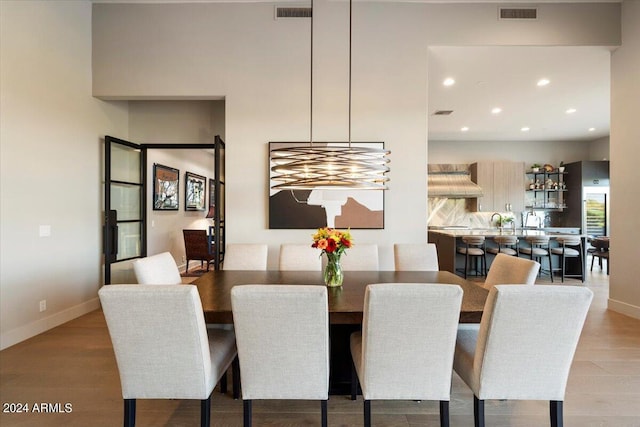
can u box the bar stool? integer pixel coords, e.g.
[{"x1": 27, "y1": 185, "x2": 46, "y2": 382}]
[
  {"x1": 457, "y1": 236, "x2": 487, "y2": 278},
  {"x1": 551, "y1": 236, "x2": 584, "y2": 282},
  {"x1": 487, "y1": 235, "x2": 519, "y2": 257},
  {"x1": 590, "y1": 237, "x2": 610, "y2": 275},
  {"x1": 519, "y1": 235, "x2": 553, "y2": 282}
]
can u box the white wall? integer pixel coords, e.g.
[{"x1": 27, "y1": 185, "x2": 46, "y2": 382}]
[
  {"x1": 609, "y1": 0, "x2": 640, "y2": 319},
  {"x1": 428, "y1": 139, "x2": 602, "y2": 166},
  {"x1": 589, "y1": 136, "x2": 610, "y2": 161},
  {"x1": 0, "y1": 1, "x2": 129, "y2": 349}
]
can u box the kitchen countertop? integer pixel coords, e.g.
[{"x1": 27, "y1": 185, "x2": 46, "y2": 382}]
[{"x1": 428, "y1": 227, "x2": 583, "y2": 238}]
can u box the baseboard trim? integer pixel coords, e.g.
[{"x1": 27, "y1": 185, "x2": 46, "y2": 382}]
[
  {"x1": 0, "y1": 297, "x2": 101, "y2": 350},
  {"x1": 608, "y1": 298, "x2": 640, "y2": 320}
]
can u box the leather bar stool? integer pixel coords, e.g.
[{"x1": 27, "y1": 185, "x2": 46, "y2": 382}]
[
  {"x1": 487, "y1": 235, "x2": 519, "y2": 257},
  {"x1": 457, "y1": 236, "x2": 487, "y2": 278},
  {"x1": 551, "y1": 236, "x2": 584, "y2": 282},
  {"x1": 519, "y1": 235, "x2": 553, "y2": 282}
]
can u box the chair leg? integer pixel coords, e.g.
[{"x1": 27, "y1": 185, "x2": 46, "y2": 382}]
[
  {"x1": 243, "y1": 400, "x2": 252, "y2": 427},
  {"x1": 561, "y1": 254, "x2": 565, "y2": 282},
  {"x1": 464, "y1": 252, "x2": 469, "y2": 279},
  {"x1": 185, "y1": 260, "x2": 190, "y2": 273},
  {"x1": 439, "y1": 400, "x2": 450, "y2": 427},
  {"x1": 124, "y1": 399, "x2": 136, "y2": 427},
  {"x1": 364, "y1": 400, "x2": 371, "y2": 427},
  {"x1": 321, "y1": 400, "x2": 328, "y2": 427},
  {"x1": 201, "y1": 394, "x2": 212, "y2": 427},
  {"x1": 550, "y1": 400, "x2": 563, "y2": 427},
  {"x1": 220, "y1": 370, "x2": 227, "y2": 393},
  {"x1": 473, "y1": 396, "x2": 485, "y2": 427},
  {"x1": 548, "y1": 252, "x2": 554, "y2": 282},
  {"x1": 232, "y1": 355, "x2": 240, "y2": 400},
  {"x1": 350, "y1": 358, "x2": 358, "y2": 400}
]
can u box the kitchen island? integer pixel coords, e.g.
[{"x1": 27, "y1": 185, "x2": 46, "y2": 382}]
[{"x1": 428, "y1": 227, "x2": 584, "y2": 279}]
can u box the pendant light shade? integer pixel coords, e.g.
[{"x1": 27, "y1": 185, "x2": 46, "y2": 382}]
[{"x1": 270, "y1": 0, "x2": 390, "y2": 191}]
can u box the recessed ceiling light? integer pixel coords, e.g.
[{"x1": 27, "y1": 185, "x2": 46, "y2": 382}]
[
  {"x1": 566, "y1": 108, "x2": 577, "y2": 114},
  {"x1": 443, "y1": 78, "x2": 455, "y2": 86},
  {"x1": 588, "y1": 127, "x2": 596, "y2": 132},
  {"x1": 491, "y1": 107, "x2": 502, "y2": 114},
  {"x1": 521, "y1": 127, "x2": 530, "y2": 132},
  {"x1": 461, "y1": 126, "x2": 469, "y2": 132},
  {"x1": 537, "y1": 78, "x2": 550, "y2": 86}
]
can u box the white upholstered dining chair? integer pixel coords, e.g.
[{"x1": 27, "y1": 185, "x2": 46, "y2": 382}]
[
  {"x1": 483, "y1": 253, "x2": 540, "y2": 290},
  {"x1": 132, "y1": 251, "x2": 181, "y2": 285},
  {"x1": 223, "y1": 244, "x2": 268, "y2": 270},
  {"x1": 393, "y1": 243, "x2": 439, "y2": 271},
  {"x1": 340, "y1": 244, "x2": 379, "y2": 271},
  {"x1": 454, "y1": 285, "x2": 593, "y2": 427},
  {"x1": 279, "y1": 244, "x2": 322, "y2": 271},
  {"x1": 231, "y1": 285, "x2": 329, "y2": 427},
  {"x1": 99, "y1": 285, "x2": 238, "y2": 427},
  {"x1": 350, "y1": 283, "x2": 463, "y2": 427}
]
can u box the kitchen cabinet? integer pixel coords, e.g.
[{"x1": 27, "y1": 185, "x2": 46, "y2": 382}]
[
  {"x1": 525, "y1": 170, "x2": 567, "y2": 211},
  {"x1": 468, "y1": 161, "x2": 525, "y2": 213}
]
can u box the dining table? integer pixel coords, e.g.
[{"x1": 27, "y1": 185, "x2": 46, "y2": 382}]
[{"x1": 192, "y1": 269, "x2": 489, "y2": 395}]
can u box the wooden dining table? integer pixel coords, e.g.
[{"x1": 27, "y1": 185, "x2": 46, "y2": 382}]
[
  {"x1": 193, "y1": 269, "x2": 488, "y2": 394},
  {"x1": 193, "y1": 269, "x2": 489, "y2": 324}
]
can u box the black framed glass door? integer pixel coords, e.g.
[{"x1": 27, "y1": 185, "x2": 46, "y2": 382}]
[{"x1": 104, "y1": 136, "x2": 146, "y2": 284}]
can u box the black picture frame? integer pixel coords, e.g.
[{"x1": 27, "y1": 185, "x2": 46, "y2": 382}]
[
  {"x1": 153, "y1": 163, "x2": 179, "y2": 211},
  {"x1": 185, "y1": 171, "x2": 206, "y2": 211}
]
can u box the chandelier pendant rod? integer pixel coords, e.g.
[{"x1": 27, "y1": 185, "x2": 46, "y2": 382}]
[
  {"x1": 310, "y1": 0, "x2": 314, "y2": 148},
  {"x1": 348, "y1": 0, "x2": 352, "y2": 147}
]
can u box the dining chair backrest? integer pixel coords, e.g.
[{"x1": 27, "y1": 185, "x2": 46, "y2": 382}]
[
  {"x1": 393, "y1": 243, "x2": 439, "y2": 271},
  {"x1": 223, "y1": 244, "x2": 268, "y2": 270},
  {"x1": 464, "y1": 285, "x2": 593, "y2": 400},
  {"x1": 99, "y1": 285, "x2": 215, "y2": 399},
  {"x1": 231, "y1": 285, "x2": 329, "y2": 400},
  {"x1": 279, "y1": 244, "x2": 322, "y2": 271},
  {"x1": 356, "y1": 283, "x2": 463, "y2": 400},
  {"x1": 340, "y1": 244, "x2": 379, "y2": 271},
  {"x1": 133, "y1": 252, "x2": 182, "y2": 285},
  {"x1": 483, "y1": 253, "x2": 540, "y2": 290}
]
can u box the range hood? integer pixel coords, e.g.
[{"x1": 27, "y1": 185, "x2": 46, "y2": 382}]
[{"x1": 428, "y1": 164, "x2": 483, "y2": 198}]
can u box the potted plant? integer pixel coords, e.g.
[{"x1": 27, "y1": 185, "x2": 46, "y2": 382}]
[
  {"x1": 558, "y1": 161, "x2": 565, "y2": 173},
  {"x1": 531, "y1": 163, "x2": 541, "y2": 173}
]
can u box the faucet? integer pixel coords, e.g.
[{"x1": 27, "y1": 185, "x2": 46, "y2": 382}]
[{"x1": 491, "y1": 212, "x2": 503, "y2": 229}]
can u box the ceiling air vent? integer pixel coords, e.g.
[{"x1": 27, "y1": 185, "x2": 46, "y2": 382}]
[
  {"x1": 499, "y1": 7, "x2": 538, "y2": 20},
  {"x1": 433, "y1": 110, "x2": 454, "y2": 116},
  {"x1": 275, "y1": 6, "x2": 312, "y2": 19}
]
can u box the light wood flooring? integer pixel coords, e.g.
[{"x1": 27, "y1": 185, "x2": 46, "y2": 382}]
[{"x1": 1, "y1": 262, "x2": 639, "y2": 426}]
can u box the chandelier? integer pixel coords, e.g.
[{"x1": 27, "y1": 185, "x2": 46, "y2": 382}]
[{"x1": 270, "y1": 0, "x2": 390, "y2": 191}]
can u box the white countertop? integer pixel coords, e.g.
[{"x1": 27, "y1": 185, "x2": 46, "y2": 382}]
[{"x1": 428, "y1": 227, "x2": 583, "y2": 238}]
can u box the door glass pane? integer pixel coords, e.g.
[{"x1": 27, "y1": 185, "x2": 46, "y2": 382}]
[
  {"x1": 110, "y1": 183, "x2": 141, "y2": 221},
  {"x1": 111, "y1": 144, "x2": 141, "y2": 184},
  {"x1": 117, "y1": 222, "x2": 142, "y2": 260}
]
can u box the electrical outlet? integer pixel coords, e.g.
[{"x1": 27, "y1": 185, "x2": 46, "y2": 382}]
[{"x1": 39, "y1": 300, "x2": 46, "y2": 312}]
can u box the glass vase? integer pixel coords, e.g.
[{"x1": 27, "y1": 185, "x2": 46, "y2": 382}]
[{"x1": 324, "y1": 253, "x2": 344, "y2": 287}]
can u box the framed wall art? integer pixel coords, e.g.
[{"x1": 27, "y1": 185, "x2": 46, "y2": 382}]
[
  {"x1": 185, "y1": 171, "x2": 206, "y2": 211},
  {"x1": 268, "y1": 142, "x2": 385, "y2": 229},
  {"x1": 153, "y1": 163, "x2": 179, "y2": 211}
]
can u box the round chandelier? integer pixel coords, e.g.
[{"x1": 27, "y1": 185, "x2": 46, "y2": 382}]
[{"x1": 270, "y1": 0, "x2": 390, "y2": 191}]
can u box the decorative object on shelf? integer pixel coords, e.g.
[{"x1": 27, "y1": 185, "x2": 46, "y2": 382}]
[
  {"x1": 531, "y1": 163, "x2": 541, "y2": 173},
  {"x1": 312, "y1": 227, "x2": 353, "y2": 287},
  {"x1": 185, "y1": 172, "x2": 206, "y2": 211},
  {"x1": 269, "y1": 0, "x2": 390, "y2": 191},
  {"x1": 153, "y1": 163, "x2": 179, "y2": 211},
  {"x1": 544, "y1": 163, "x2": 554, "y2": 172},
  {"x1": 558, "y1": 161, "x2": 566, "y2": 173}
]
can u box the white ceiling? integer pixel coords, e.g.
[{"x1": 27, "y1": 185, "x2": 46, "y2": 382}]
[{"x1": 428, "y1": 46, "x2": 611, "y2": 142}]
